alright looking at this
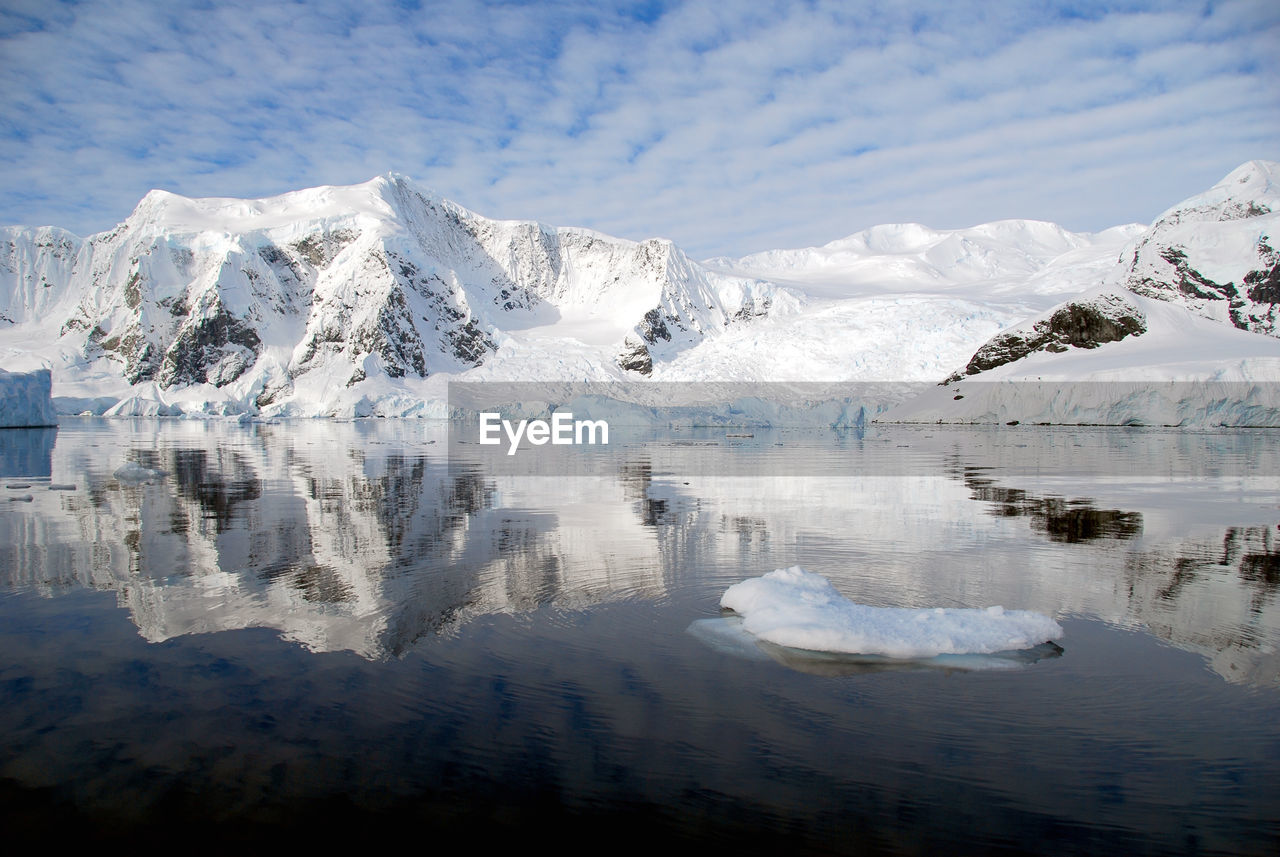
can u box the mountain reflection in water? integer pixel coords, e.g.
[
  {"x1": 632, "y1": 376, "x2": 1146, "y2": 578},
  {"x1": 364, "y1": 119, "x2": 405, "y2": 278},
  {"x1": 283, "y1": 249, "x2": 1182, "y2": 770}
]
[{"x1": 0, "y1": 420, "x2": 1277, "y2": 684}]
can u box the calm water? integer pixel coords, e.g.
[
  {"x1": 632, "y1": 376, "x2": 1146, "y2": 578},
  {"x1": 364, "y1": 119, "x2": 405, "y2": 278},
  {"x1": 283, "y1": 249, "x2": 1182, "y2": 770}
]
[{"x1": 1, "y1": 418, "x2": 1278, "y2": 853}]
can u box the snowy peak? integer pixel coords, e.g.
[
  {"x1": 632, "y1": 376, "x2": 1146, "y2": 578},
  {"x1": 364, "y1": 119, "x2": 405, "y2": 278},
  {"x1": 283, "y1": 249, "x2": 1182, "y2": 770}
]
[
  {"x1": 1118, "y1": 160, "x2": 1279, "y2": 336},
  {"x1": 5, "y1": 160, "x2": 1277, "y2": 420},
  {"x1": 1149, "y1": 160, "x2": 1278, "y2": 228},
  {"x1": 121, "y1": 174, "x2": 417, "y2": 238}
]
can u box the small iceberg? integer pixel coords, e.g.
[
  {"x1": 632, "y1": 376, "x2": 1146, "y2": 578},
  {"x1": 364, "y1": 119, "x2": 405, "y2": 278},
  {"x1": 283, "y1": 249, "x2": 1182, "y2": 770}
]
[
  {"x1": 0, "y1": 368, "x2": 57, "y2": 428},
  {"x1": 716, "y1": 566, "x2": 1063, "y2": 660},
  {"x1": 113, "y1": 461, "x2": 167, "y2": 483}
]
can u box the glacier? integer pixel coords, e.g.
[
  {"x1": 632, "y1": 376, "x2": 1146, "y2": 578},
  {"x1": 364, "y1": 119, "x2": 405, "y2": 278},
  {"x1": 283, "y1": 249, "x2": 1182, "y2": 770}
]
[{"x1": 1, "y1": 161, "x2": 1278, "y2": 424}]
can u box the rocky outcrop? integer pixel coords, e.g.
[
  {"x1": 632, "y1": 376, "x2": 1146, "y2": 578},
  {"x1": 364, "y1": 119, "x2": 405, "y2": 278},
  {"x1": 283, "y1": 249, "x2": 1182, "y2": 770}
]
[
  {"x1": 945, "y1": 291, "x2": 1146, "y2": 382},
  {"x1": 160, "y1": 302, "x2": 262, "y2": 388},
  {"x1": 616, "y1": 337, "x2": 653, "y2": 375}
]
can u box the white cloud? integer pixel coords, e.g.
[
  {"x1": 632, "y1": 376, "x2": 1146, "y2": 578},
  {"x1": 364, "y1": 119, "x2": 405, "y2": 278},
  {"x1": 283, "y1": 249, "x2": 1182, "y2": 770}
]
[{"x1": 0, "y1": 0, "x2": 1276, "y2": 258}]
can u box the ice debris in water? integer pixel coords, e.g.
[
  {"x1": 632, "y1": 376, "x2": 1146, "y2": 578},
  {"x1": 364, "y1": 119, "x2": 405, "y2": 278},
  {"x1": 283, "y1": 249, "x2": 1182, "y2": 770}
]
[
  {"x1": 113, "y1": 461, "x2": 166, "y2": 483},
  {"x1": 720, "y1": 566, "x2": 1063, "y2": 658}
]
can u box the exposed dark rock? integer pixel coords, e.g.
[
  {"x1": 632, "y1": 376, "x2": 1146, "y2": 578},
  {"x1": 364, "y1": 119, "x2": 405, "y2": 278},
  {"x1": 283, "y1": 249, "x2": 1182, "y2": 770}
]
[
  {"x1": 446, "y1": 319, "x2": 494, "y2": 365},
  {"x1": 638, "y1": 307, "x2": 672, "y2": 343},
  {"x1": 290, "y1": 228, "x2": 356, "y2": 268},
  {"x1": 89, "y1": 323, "x2": 160, "y2": 383},
  {"x1": 1120, "y1": 180, "x2": 1279, "y2": 337},
  {"x1": 292, "y1": 313, "x2": 348, "y2": 375},
  {"x1": 1140, "y1": 246, "x2": 1238, "y2": 302},
  {"x1": 1244, "y1": 240, "x2": 1280, "y2": 305},
  {"x1": 1245, "y1": 266, "x2": 1280, "y2": 303},
  {"x1": 1223, "y1": 201, "x2": 1271, "y2": 220},
  {"x1": 947, "y1": 292, "x2": 1146, "y2": 382},
  {"x1": 255, "y1": 379, "x2": 292, "y2": 408},
  {"x1": 731, "y1": 296, "x2": 771, "y2": 323},
  {"x1": 369, "y1": 287, "x2": 428, "y2": 377},
  {"x1": 170, "y1": 247, "x2": 195, "y2": 275},
  {"x1": 616, "y1": 337, "x2": 653, "y2": 374},
  {"x1": 159, "y1": 307, "x2": 262, "y2": 388},
  {"x1": 123, "y1": 269, "x2": 144, "y2": 310},
  {"x1": 122, "y1": 338, "x2": 160, "y2": 383}
]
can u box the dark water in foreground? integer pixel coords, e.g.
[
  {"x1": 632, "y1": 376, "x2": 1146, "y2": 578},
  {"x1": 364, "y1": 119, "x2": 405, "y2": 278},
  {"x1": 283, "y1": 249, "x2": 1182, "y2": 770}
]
[{"x1": 1, "y1": 419, "x2": 1278, "y2": 853}]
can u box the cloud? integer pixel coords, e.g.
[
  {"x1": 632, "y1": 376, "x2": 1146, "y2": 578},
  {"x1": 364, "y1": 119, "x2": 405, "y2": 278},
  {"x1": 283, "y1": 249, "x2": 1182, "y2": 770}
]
[{"x1": 0, "y1": 0, "x2": 1277, "y2": 257}]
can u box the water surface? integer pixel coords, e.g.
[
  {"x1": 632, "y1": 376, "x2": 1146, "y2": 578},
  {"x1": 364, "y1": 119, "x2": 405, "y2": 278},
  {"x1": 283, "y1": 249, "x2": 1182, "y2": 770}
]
[{"x1": 1, "y1": 419, "x2": 1277, "y2": 853}]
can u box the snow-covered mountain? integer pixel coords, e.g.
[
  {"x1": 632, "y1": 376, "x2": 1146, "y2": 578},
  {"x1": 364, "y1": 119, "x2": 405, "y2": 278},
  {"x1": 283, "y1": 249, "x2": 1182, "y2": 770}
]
[
  {"x1": 2, "y1": 161, "x2": 1278, "y2": 422},
  {"x1": 885, "y1": 161, "x2": 1280, "y2": 425},
  {"x1": 947, "y1": 161, "x2": 1280, "y2": 380},
  {"x1": 1, "y1": 175, "x2": 785, "y2": 416}
]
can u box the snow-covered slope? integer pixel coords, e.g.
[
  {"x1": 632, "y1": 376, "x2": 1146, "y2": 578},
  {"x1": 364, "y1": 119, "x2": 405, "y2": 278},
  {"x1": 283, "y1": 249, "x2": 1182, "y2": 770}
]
[
  {"x1": 692, "y1": 219, "x2": 1144, "y2": 384},
  {"x1": 0, "y1": 226, "x2": 82, "y2": 325},
  {"x1": 708, "y1": 219, "x2": 1143, "y2": 300},
  {"x1": 6, "y1": 177, "x2": 1124, "y2": 416}
]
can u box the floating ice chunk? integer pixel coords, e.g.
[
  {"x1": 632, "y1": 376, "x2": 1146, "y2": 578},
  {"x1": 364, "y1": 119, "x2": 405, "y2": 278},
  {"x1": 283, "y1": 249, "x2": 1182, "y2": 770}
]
[
  {"x1": 720, "y1": 567, "x2": 1063, "y2": 658},
  {"x1": 113, "y1": 461, "x2": 166, "y2": 483}
]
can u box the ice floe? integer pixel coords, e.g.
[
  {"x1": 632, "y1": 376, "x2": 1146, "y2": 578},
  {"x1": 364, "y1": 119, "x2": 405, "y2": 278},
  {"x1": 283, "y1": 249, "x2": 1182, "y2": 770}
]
[{"x1": 719, "y1": 566, "x2": 1063, "y2": 659}]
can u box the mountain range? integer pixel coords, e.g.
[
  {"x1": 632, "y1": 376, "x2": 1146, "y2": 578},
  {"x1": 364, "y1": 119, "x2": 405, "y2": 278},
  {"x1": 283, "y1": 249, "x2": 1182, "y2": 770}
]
[{"x1": 2, "y1": 161, "x2": 1278, "y2": 421}]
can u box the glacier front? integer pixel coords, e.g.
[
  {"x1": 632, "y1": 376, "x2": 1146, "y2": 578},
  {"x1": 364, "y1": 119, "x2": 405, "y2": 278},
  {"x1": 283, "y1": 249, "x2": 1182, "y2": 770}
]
[{"x1": 0, "y1": 368, "x2": 56, "y2": 428}]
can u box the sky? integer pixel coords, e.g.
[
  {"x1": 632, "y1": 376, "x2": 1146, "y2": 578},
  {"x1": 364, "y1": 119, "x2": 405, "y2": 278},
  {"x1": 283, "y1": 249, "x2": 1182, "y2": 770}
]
[{"x1": 1, "y1": 0, "x2": 1278, "y2": 259}]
